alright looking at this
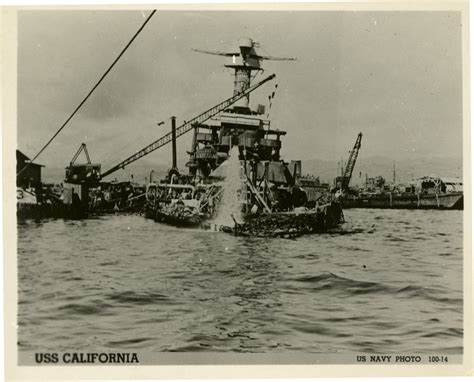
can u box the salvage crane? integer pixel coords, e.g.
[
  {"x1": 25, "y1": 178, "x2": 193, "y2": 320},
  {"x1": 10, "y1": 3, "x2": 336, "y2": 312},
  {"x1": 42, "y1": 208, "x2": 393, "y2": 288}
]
[
  {"x1": 334, "y1": 132, "x2": 363, "y2": 192},
  {"x1": 63, "y1": 143, "x2": 101, "y2": 212},
  {"x1": 65, "y1": 143, "x2": 101, "y2": 185},
  {"x1": 100, "y1": 72, "x2": 276, "y2": 179}
]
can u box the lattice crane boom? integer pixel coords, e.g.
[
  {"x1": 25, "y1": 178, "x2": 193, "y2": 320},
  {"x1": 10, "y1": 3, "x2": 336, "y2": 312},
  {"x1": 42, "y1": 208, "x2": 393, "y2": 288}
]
[
  {"x1": 70, "y1": 143, "x2": 91, "y2": 165},
  {"x1": 100, "y1": 73, "x2": 276, "y2": 179},
  {"x1": 341, "y1": 132, "x2": 363, "y2": 190}
]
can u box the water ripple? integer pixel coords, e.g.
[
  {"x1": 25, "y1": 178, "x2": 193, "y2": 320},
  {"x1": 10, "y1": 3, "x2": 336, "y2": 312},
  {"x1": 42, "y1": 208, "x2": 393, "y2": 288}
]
[{"x1": 17, "y1": 210, "x2": 463, "y2": 354}]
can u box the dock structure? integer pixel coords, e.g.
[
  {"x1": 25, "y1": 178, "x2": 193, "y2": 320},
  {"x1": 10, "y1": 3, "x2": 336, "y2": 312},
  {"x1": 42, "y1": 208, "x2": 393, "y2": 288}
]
[{"x1": 16, "y1": 150, "x2": 44, "y2": 188}]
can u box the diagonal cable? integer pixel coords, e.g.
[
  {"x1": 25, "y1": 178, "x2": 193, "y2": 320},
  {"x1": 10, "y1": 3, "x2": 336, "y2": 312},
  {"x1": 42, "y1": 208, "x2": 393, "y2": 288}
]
[{"x1": 17, "y1": 9, "x2": 157, "y2": 177}]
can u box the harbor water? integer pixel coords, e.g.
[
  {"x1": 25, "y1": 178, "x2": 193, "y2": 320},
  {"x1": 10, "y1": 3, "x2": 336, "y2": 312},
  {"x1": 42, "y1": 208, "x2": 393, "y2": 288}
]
[{"x1": 17, "y1": 209, "x2": 463, "y2": 354}]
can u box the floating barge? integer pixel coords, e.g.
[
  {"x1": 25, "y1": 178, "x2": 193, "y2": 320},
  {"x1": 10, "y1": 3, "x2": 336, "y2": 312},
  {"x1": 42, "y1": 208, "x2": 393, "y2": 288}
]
[
  {"x1": 342, "y1": 176, "x2": 463, "y2": 210},
  {"x1": 342, "y1": 191, "x2": 463, "y2": 210}
]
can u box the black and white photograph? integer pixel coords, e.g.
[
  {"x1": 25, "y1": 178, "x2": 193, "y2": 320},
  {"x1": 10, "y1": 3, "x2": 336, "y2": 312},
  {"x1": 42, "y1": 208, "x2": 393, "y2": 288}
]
[{"x1": 4, "y1": 2, "x2": 472, "y2": 378}]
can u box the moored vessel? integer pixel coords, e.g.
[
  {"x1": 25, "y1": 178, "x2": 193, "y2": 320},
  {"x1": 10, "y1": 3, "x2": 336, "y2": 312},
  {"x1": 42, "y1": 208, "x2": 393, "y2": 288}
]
[{"x1": 342, "y1": 176, "x2": 463, "y2": 210}]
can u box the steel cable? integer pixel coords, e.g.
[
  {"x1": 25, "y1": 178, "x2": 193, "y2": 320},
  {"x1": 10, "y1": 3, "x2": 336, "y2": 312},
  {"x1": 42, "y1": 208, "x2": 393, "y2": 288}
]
[{"x1": 17, "y1": 9, "x2": 157, "y2": 177}]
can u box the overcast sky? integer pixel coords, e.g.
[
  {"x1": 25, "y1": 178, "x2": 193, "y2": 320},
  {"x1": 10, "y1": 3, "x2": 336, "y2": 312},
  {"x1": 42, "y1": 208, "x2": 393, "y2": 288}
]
[{"x1": 18, "y1": 10, "x2": 463, "y2": 174}]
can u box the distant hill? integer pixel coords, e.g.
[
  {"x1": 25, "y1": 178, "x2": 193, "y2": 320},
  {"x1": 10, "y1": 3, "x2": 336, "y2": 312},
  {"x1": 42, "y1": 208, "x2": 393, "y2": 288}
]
[
  {"x1": 42, "y1": 155, "x2": 463, "y2": 186},
  {"x1": 302, "y1": 156, "x2": 463, "y2": 186}
]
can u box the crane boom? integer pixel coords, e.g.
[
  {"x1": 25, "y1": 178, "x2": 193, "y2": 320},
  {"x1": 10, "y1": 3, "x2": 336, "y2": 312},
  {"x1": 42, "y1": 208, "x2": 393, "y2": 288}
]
[
  {"x1": 341, "y1": 132, "x2": 362, "y2": 190},
  {"x1": 70, "y1": 143, "x2": 91, "y2": 165},
  {"x1": 101, "y1": 73, "x2": 276, "y2": 179}
]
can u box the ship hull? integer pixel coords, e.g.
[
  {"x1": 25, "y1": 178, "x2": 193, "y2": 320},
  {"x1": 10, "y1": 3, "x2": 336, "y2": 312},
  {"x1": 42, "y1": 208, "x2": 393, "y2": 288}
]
[
  {"x1": 145, "y1": 201, "x2": 344, "y2": 236},
  {"x1": 153, "y1": 210, "x2": 204, "y2": 228},
  {"x1": 342, "y1": 192, "x2": 463, "y2": 210},
  {"x1": 144, "y1": 205, "x2": 207, "y2": 228}
]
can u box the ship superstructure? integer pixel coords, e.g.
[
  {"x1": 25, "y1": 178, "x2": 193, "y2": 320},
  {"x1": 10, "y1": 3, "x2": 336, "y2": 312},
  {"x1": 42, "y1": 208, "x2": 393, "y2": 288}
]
[
  {"x1": 142, "y1": 37, "x2": 345, "y2": 234},
  {"x1": 187, "y1": 37, "x2": 292, "y2": 179}
]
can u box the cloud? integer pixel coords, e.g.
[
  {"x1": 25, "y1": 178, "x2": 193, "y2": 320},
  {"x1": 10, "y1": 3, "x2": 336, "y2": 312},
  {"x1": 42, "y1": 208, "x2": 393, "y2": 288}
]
[{"x1": 18, "y1": 10, "x2": 463, "y2": 174}]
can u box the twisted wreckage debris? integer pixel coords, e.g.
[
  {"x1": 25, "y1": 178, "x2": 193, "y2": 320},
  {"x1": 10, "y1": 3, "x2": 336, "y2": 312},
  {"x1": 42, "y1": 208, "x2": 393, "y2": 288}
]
[
  {"x1": 221, "y1": 203, "x2": 345, "y2": 238},
  {"x1": 139, "y1": 37, "x2": 348, "y2": 237},
  {"x1": 145, "y1": 190, "x2": 344, "y2": 238}
]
